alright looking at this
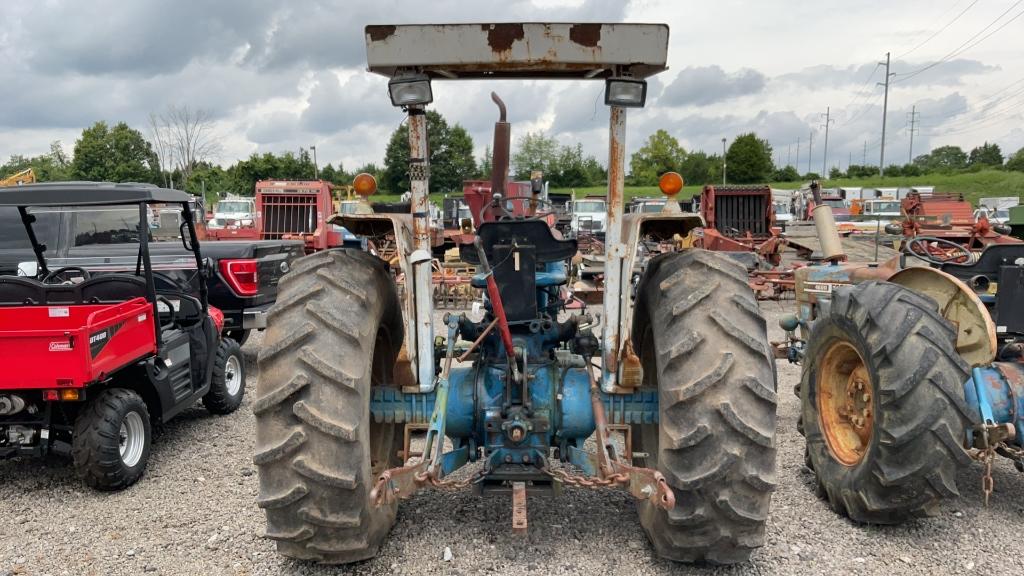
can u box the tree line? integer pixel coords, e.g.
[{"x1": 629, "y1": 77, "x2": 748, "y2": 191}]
[{"x1": 5, "y1": 107, "x2": 1024, "y2": 201}]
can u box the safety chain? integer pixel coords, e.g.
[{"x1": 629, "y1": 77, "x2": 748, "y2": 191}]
[
  {"x1": 969, "y1": 446, "x2": 997, "y2": 506},
  {"x1": 543, "y1": 464, "x2": 628, "y2": 489}
]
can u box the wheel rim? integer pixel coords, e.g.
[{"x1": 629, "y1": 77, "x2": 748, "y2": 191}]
[
  {"x1": 817, "y1": 341, "x2": 874, "y2": 466},
  {"x1": 225, "y1": 355, "x2": 242, "y2": 396},
  {"x1": 119, "y1": 411, "x2": 146, "y2": 468}
]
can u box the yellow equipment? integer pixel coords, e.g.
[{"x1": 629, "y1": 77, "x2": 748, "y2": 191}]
[{"x1": 0, "y1": 168, "x2": 36, "y2": 187}]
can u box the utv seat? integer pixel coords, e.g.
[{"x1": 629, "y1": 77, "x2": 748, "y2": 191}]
[
  {"x1": 0, "y1": 273, "x2": 149, "y2": 306},
  {"x1": 0, "y1": 276, "x2": 48, "y2": 306},
  {"x1": 78, "y1": 274, "x2": 148, "y2": 303}
]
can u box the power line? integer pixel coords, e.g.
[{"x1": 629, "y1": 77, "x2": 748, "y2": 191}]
[
  {"x1": 894, "y1": 0, "x2": 981, "y2": 59},
  {"x1": 906, "y1": 105, "x2": 920, "y2": 163},
  {"x1": 821, "y1": 107, "x2": 835, "y2": 176},
  {"x1": 879, "y1": 52, "x2": 892, "y2": 176},
  {"x1": 845, "y1": 91, "x2": 884, "y2": 125},
  {"x1": 840, "y1": 63, "x2": 883, "y2": 116},
  {"x1": 893, "y1": 1, "x2": 1024, "y2": 84}
]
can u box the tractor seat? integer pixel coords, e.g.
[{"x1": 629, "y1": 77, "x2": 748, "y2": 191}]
[{"x1": 460, "y1": 220, "x2": 577, "y2": 266}]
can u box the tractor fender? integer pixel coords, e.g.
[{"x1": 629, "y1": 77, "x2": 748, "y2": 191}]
[
  {"x1": 613, "y1": 211, "x2": 704, "y2": 386},
  {"x1": 889, "y1": 266, "x2": 997, "y2": 366},
  {"x1": 331, "y1": 212, "x2": 420, "y2": 389}
]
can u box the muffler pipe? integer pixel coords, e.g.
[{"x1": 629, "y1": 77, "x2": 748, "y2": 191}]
[
  {"x1": 490, "y1": 92, "x2": 510, "y2": 200},
  {"x1": 810, "y1": 182, "x2": 845, "y2": 262}
]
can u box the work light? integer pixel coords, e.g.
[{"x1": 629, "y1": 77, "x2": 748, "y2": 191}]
[
  {"x1": 389, "y1": 73, "x2": 433, "y2": 107},
  {"x1": 604, "y1": 78, "x2": 647, "y2": 108}
]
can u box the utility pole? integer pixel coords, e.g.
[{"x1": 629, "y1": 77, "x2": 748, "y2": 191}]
[
  {"x1": 862, "y1": 140, "x2": 867, "y2": 165},
  {"x1": 907, "y1": 105, "x2": 920, "y2": 163},
  {"x1": 808, "y1": 130, "x2": 814, "y2": 175},
  {"x1": 721, "y1": 137, "x2": 727, "y2": 185},
  {"x1": 787, "y1": 144, "x2": 792, "y2": 167},
  {"x1": 796, "y1": 137, "x2": 801, "y2": 172},
  {"x1": 311, "y1": 145, "x2": 319, "y2": 180},
  {"x1": 878, "y1": 52, "x2": 892, "y2": 176},
  {"x1": 820, "y1": 107, "x2": 835, "y2": 176},
  {"x1": 848, "y1": 151, "x2": 852, "y2": 169}
]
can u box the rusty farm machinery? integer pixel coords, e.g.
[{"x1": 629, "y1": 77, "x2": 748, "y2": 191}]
[{"x1": 253, "y1": 22, "x2": 777, "y2": 565}]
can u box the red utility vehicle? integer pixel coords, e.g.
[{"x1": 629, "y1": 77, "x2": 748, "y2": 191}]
[{"x1": 0, "y1": 182, "x2": 246, "y2": 490}]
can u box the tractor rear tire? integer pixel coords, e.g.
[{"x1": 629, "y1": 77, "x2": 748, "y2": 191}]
[
  {"x1": 632, "y1": 249, "x2": 777, "y2": 564},
  {"x1": 72, "y1": 388, "x2": 152, "y2": 491},
  {"x1": 799, "y1": 281, "x2": 975, "y2": 523},
  {"x1": 254, "y1": 249, "x2": 404, "y2": 564}
]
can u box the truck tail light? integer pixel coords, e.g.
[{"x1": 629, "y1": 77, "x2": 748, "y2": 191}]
[{"x1": 220, "y1": 259, "x2": 259, "y2": 297}]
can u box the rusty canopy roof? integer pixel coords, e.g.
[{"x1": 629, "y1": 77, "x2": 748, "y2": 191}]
[{"x1": 364, "y1": 23, "x2": 669, "y2": 80}]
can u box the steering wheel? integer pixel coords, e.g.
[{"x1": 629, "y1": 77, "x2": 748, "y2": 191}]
[
  {"x1": 42, "y1": 266, "x2": 93, "y2": 284},
  {"x1": 905, "y1": 237, "x2": 974, "y2": 265},
  {"x1": 480, "y1": 195, "x2": 557, "y2": 222}
]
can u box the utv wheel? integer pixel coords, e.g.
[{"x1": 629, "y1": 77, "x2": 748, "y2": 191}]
[
  {"x1": 800, "y1": 281, "x2": 975, "y2": 523},
  {"x1": 72, "y1": 388, "x2": 152, "y2": 491},
  {"x1": 254, "y1": 249, "x2": 404, "y2": 564},
  {"x1": 632, "y1": 250, "x2": 777, "y2": 564},
  {"x1": 203, "y1": 338, "x2": 246, "y2": 415}
]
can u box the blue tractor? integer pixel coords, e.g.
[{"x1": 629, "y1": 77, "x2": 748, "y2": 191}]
[
  {"x1": 780, "y1": 183, "x2": 1024, "y2": 522},
  {"x1": 253, "y1": 23, "x2": 778, "y2": 564}
]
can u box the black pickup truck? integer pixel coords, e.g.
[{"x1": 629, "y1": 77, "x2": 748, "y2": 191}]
[{"x1": 0, "y1": 206, "x2": 303, "y2": 343}]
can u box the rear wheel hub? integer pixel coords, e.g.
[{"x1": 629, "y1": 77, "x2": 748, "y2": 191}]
[{"x1": 818, "y1": 341, "x2": 874, "y2": 466}]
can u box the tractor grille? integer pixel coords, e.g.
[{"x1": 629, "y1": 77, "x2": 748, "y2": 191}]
[
  {"x1": 715, "y1": 194, "x2": 768, "y2": 236},
  {"x1": 261, "y1": 194, "x2": 318, "y2": 240}
]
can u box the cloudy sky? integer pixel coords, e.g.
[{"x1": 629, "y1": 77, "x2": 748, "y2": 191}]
[{"x1": 1, "y1": 0, "x2": 1022, "y2": 178}]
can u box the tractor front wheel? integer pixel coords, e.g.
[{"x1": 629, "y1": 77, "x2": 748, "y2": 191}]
[
  {"x1": 254, "y1": 249, "x2": 404, "y2": 564},
  {"x1": 632, "y1": 249, "x2": 777, "y2": 564},
  {"x1": 800, "y1": 281, "x2": 975, "y2": 523}
]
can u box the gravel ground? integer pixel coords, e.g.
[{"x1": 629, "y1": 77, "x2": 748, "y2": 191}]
[{"x1": 3, "y1": 301, "x2": 1024, "y2": 576}]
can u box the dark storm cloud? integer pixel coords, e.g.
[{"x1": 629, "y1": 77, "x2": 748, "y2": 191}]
[
  {"x1": 20, "y1": 0, "x2": 272, "y2": 77},
  {"x1": 659, "y1": 66, "x2": 766, "y2": 107},
  {"x1": 13, "y1": 0, "x2": 630, "y2": 77}
]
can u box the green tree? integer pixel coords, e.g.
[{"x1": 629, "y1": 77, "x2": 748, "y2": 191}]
[
  {"x1": 629, "y1": 129, "x2": 685, "y2": 185},
  {"x1": 512, "y1": 132, "x2": 560, "y2": 181},
  {"x1": 678, "y1": 151, "x2": 714, "y2": 186},
  {"x1": 478, "y1": 145, "x2": 493, "y2": 180},
  {"x1": 968, "y1": 141, "x2": 1004, "y2": 167},
  {"x1": 441, "y1": 125, "x2": 477, "y2": 190},
  {"x1": 847, "y1": 164, "x2": 880, "y2": 178},
  {"x1": 772, "y1": 165, "x2": 800, "y2": 182},
  {"x1": 1, "y1": 141, "x2": 72, "y2": 182},
  {"x1": 582, "y1": 156, "x2": 606, "y2": 186},
  {"x1": 828, "y1": 166, "x2": 844, "y2": 180},
  {"x1": 1006, "y1": 147, "x2": 1024, "y2": 172},
  {"x1": 915, "y1": 145, "x2": 967, "y2": 172},
  {"x1": 726, "y1": 133, "x2": 774, "y2": 183},
  {"x1": 382, "y1": 110, "x2": 475, "y2": 194},
  {"x1": 71, "y1": 121, "x2": 160, "y2": 183}
]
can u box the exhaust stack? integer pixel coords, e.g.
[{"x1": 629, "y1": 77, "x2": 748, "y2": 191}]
[
  {"x1": 490, "y1": 92, "x2": 510, "y2": 200},
  {"x1": 810, "y1": 182, "x2": 845, "y2": 262}
]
